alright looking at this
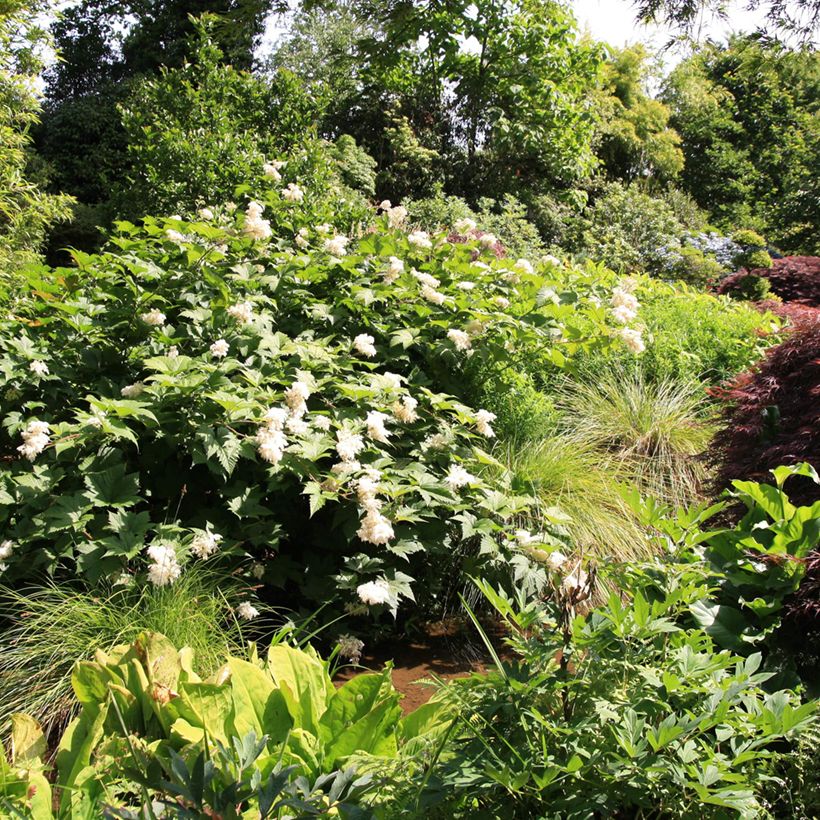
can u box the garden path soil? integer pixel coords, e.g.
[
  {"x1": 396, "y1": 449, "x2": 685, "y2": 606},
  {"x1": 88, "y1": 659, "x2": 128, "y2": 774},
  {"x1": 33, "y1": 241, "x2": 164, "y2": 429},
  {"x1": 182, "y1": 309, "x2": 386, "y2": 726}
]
[{"x1": 333, "y1": 620, "x2": 510, "y2": 714}]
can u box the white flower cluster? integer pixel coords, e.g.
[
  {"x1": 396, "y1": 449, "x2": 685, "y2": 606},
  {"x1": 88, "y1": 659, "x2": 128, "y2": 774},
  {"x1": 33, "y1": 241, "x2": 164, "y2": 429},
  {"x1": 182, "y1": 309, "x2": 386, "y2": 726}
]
[
  {"x1": 445, "y1": 464, "x2": 476, "y2": 490},
  {"x1": 282, "y1": 183, "x2": 304, "y2": 202},
  {"x1": 382, "y1": 203, "x2": 407, "y2": 229},
  {"x1": 263, "y1": 159, "x2": 285, "y2": 180},
  {"x1": 146, "y1": 543, "x2": 181, "y2": 586},
  {"x1": 121, "y1": 382, "x2": 145, "y2": 398},
  {"x1": 610, "y1": 282, "x2": 639, "y2": 324},
  {"x1": 336, "y1": 633, "x2": 365, "y2": 664},
  {"x1": 514, "y1": 258, "x2": 534, "y2": 275},
  {"x1": 210, "y1": 339, "x2": 230, "y2": 358},
  {"x1": 227, "y1": 301, "x2": 254, "y2": 324},
  {"x1": 141, "y1": 308, "x2": 166, "y2": 326},
  {"x1": 473, "y1": 409, "x2": 496, "y2": 438},
  {"x1": 610, "y1": 279, "x2": 645, "y2": 353},
  {"x1": 336, "y1": 428, "x2": 364, "y2": 462},
  {"x1": 392, "y1": 395, "x2": 419, "y2": 424},
  {"x1": 453, "y1": 217, "x2": 477, "y2": 234},
  {"x1": 408, "y1": 230, "x2": 432, "y2": 249},
  {"x1": 165, "y1": 229, "x2": 186, "y2": 244},
  {"x1": 366, "y1": 410, "x2": 391, "y2": 443},
  {"x1": 29, "y1": 360, "x2": 49, "y2": 377},
  {"x1": 295, "y1": 227, "x2": 309, "y2": 248},
  {"x1": 353, "y1": 333, "x2": 377, "y2": 358},
  {"x1": 357, "y1": 577, "x2": 391, "y2": 605},
  {"x1": 383, "y1": 256, "x2": 404, "y2": 284},
  {"x1": 447, "y1": 328, "x2": 471, "y2": 351},
  {"x1": 237, "y1": 600, "x2": 260, "y2": 620},
  {"x1": 198, "y1": 207, "x2": 214, "y2": 220},
  {"x1": 324, "y1": 235, "x2": 350, "y2": 256},
  {"x1": 478, "y1": 233, "x2": 498, "y2": 249},
  {"x1": 17, "y1": 420, "x2": 50, "y2": 461},
  {"x1": 256, "y1": 380, "x2": 310, "y2": 466},
  {"x1": 0, "y1": 539, "x2": 13, "y2": 571},
  {"x1": 243, "y1": 201, "x2": 272, "y2": 241},
  {"x1": 355, "y1": 469, "x2": 395, "y2": 545},
  {"x1": 190, "y1": 530, "x2": 223, "y2": 559}
]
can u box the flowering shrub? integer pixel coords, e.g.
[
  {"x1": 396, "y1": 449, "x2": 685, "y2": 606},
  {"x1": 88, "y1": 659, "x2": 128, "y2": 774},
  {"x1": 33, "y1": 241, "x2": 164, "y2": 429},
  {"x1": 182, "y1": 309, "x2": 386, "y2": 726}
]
[{"x1": 0, "y1": 187, "x2": 630, "y2": 618}]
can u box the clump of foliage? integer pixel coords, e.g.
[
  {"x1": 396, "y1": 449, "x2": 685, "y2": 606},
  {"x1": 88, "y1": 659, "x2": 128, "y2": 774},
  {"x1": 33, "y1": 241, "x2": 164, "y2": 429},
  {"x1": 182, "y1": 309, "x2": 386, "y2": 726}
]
[
  {"x1": 0, "y1": 185, "x2": 634, "y2": 621},
  {"x1": 0, "y1": 631, "x2": 446, "y2": 816},
  {"x1": 720, "y1": 273, "x2": 773, "y2": 302},
  {"x1": 664, "y1": 36, "x2": 820, "y2": 254},
  {"x1": 420, "y1": 526, "x2": 816, "y2": 817},
  {"x1": 0, "y1": 567, "x2": 247, "y2": 739},
  {"x1": 508, "y1": 432, "x2": 652, "y2": 562},
  {"x1": 0, "y1": 0, "x2": 73, "y2": 291},
  {"x1": 117, "y1": 23, "x2": 372, "y2": 231},
  {"x1": 558, "y1": 276, "x2": 781, "y2": 387},
  {"x1": 709, "y1": 324, "x2": 820, "y2": 506},
  {"x1": 731, "y1": 228, "x2": 773, "y2": 270},
  {"x1": 593, "y1": 44, "x2": 684, "y2": 183},
  {"x1": 557, "y1": 369, "x2": 714, "y2": 507},
  {"x1": 630, "y1": 463, "x2": 819, "y2": 662},
  {"x1": 568, "y1": 181, "x2": 698, "y2": 277},
  {"x1": 719, "y1": 255, "x2": 820, "y2": 307}
]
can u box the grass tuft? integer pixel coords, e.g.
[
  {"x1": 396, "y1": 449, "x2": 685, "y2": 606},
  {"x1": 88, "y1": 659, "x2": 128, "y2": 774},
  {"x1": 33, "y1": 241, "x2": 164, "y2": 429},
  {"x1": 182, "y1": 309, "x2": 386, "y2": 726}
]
[{"x1": 0, "y1": 565, "x2": 251, "y2": 739}]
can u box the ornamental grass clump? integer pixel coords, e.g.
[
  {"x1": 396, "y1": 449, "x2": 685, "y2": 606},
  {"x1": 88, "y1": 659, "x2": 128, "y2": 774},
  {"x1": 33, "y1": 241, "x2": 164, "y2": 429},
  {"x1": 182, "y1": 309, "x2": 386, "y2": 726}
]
[
  {"x1": 0, "y1": 566, "x2": 246, "y2": 739},
  {"x1": 558, "y1": 368, "x2": 715, "y2": 508},
  {"x1": 0, "y1": 179, "x2": 639, "y2": 622}
]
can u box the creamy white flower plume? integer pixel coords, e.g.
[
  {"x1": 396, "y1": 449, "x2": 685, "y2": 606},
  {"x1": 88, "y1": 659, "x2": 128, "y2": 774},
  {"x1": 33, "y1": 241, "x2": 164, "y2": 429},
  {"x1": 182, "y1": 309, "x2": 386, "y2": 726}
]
[
  {"x1": 282, "y1": 183, "x2": 304, "y2": 202},
  {"x1": 324, "y1": 235, "x2": 350, "y2": 256},
  {"x1": 356, "y1": 578, "x2": 391, "y2": 605},
  {"x1": 141, "y1": 309, "x2": 166, "y2": 326},
  {"x1": 237, "y1": 601, "x2": 260, "y2": 620},
  {"x1": 17, "y1": 420, "x2": 50, "y2": 461},
  {"x1": 353, "y1": 333, "x2": 377, "y2": 358},
  {"x1": 392, "y1": 395, "x2": 418, "y2": 424},
  {"x1": 146, "y1": 543, "x2": 181, "y2": 587},
  {"x1": 29, "y1": 360, "x2": 49, "y2": 376},
  {"x1": 210, "y1": 339, "x2": 229, "y2": 358},
  {"x1": 447, "y1": 329, "x2": 471, "y2": 351},
  {"x1": 408, "y1": 230, "x2": 432, "y2": 249},
  {"x1": 445, "y1": 464, "x2": 476, "y2": 490},
  {"x1": 473, "y1": 409, "x2": 496, "y2": 438},
  {"x1": 228, "y1": 301, "x2": 254, "y2": 324},
  {"x1": 366, "y1": 410, "x2": 391, "y2": 443},
  {"x1": 336, "y1": 429, "x2": 365, "y2": 462},
  {"x1": 454, "y1": 217, "x2": 477, "y2": 234},
  {"x1": 190, "y1": 530, "x2": 223, "y2": 559}
]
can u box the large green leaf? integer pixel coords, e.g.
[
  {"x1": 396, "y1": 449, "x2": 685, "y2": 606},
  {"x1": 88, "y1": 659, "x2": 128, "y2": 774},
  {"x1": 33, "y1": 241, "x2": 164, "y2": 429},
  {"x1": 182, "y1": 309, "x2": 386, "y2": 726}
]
[
  {"x1": 266, "y1": 645, "x2": 333, "y2": 735},
  {"x1": 83, "y1": 464, "x2": 141, "y2": 508},
  {"x1": 10, "y1": 714, "x2": 46, "y2": 765},
  {"x1": 690, "y1": 600, "x2": 754, "y2": 651},
  {"x1": 318, "y1": 670, "x2": 395, "y2": 746},
  {"x1": 227, "y1": 658, "x2": 291, "y2": 745},
  {"x1": 322, "y1": 698, "x2": 402, "y2": 768}
]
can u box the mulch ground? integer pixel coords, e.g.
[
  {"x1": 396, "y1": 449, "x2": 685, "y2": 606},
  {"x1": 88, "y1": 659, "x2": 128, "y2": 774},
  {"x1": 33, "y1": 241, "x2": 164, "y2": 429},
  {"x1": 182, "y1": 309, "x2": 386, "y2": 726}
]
[{"x1": 333, "y1": 619, "x2": 510, "y2": 714}]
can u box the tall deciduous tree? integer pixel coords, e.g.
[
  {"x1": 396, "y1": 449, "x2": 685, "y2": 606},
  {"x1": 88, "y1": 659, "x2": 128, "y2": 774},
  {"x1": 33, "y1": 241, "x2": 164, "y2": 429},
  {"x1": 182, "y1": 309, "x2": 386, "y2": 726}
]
[
  {"x1": 664, "y1": 35, "x2": 820, "y2": 253},
  {"x1": 0, "y1": 0, "x2": 73, "y2": 288},
  {"x1": 593, "y1": 45, "x2": 684, "y2": 184}
]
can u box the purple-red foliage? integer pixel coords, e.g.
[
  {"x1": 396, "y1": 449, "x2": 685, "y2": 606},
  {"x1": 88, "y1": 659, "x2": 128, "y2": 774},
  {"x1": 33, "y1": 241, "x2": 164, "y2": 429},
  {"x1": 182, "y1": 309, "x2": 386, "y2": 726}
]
[
  {"x1": 755, "y1": 300, "x2": 820, "y2": 330},
  {"x1": 709, "y1": 324, "x2": 820, "y2": 507},
  {"x1": 717, "y1": 256, "x2": 820, "y2": 306}
]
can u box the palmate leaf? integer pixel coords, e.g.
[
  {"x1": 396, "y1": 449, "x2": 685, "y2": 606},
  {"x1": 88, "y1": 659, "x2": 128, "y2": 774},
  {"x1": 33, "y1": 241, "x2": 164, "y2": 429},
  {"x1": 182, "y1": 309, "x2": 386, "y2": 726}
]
[{"x1": 83, "y1": 465, "x2": 141, "y2": 508}]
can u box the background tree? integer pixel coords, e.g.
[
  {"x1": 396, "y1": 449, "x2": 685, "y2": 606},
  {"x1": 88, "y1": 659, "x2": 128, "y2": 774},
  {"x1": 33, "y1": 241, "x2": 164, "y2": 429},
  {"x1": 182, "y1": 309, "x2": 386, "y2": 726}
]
[
  {"x1": 37, "y1": 0, "x2": 274, "y2": 255},
  {"x1": 0, "y1": 0, "x2": 73, "y2": 288},
  {"x1": 633, "y1": 0, "x2": 820, "y2": 41},
  {"x1": 663, "y1": 34, "x2": 820, "y2": 253},
  {"x1": 593, "y1": 45, "x2": 684, "y2": 184}
]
